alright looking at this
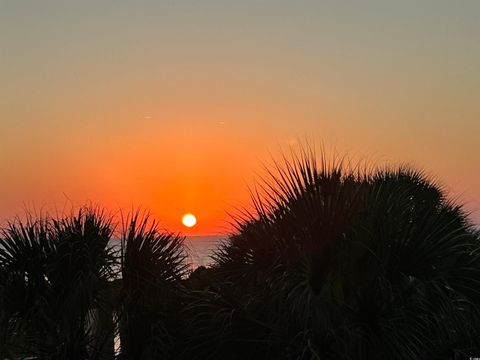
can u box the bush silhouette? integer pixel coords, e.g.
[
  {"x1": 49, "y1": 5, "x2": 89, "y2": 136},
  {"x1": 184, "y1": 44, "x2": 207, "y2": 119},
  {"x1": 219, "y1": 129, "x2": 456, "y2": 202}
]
[{"x1": 194, "y1": 152, "x2": 480, "y2": 359}]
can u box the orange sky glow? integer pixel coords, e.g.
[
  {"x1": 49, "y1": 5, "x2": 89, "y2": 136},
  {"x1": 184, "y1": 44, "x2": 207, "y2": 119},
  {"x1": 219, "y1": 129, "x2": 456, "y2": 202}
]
[{"x1": 1, "y1": 2, "x2": 479, "y2": 235}]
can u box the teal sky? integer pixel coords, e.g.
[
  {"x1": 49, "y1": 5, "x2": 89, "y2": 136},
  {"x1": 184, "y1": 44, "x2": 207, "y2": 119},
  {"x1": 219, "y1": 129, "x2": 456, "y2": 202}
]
[{"x1": 1, "y1": 1, "x2": 479, "y2": 231}]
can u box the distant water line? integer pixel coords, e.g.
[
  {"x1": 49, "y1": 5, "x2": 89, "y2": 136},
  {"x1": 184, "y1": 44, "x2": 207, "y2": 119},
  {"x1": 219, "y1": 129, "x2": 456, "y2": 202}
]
[
  {"x1": 184, "y1": 235, "x2": 226, "y2": 270},
  {"x1": 108, "y1": 235, "x2": 225, "y2": 273}
]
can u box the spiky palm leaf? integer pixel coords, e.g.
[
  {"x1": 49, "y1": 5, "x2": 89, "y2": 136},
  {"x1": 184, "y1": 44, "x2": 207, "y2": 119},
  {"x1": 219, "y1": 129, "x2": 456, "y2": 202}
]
[
  {"x1": 209, "y1": 151, "x2": 480, "y2": 359},
  {"x1": 0, "y1": 207, "x2": 117, "y2": 359},
  {"x1": 48, "y1": 207, "x2": 117, "y2": 359},
  {"x1": 0, "y1": 215, "x2": 53, "y2": 357},
  {"x1": 118, "y1": 211, "x2": 188, "y2": 359}
]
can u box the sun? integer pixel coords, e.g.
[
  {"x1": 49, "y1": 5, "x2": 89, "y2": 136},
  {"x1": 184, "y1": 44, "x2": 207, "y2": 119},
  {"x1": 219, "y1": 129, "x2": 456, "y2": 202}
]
[{"x1": 182, "y1": 213, "x2": 197, "y2": 228}]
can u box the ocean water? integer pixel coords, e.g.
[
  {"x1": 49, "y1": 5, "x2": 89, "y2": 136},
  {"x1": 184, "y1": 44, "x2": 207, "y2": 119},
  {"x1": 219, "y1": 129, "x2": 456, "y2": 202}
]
[
  {"x1": 110, "y1": 235, "x2": 226, "y2": 272},
  {"x1": 184, "y1": 235, "x2": 226, "y2": 270}
]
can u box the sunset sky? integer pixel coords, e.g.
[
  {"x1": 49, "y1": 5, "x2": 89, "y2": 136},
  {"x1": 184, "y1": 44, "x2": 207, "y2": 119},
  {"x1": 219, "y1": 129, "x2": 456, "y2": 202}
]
[{"x1": 1, "y1": 1, "x2": 479, "y2": 234}]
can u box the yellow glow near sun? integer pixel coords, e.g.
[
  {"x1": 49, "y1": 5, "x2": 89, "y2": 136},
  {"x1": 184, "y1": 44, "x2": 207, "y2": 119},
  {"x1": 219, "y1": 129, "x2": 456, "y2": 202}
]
[{"x1": 182, "y1": 213, "x2": 197, "y2": 228}]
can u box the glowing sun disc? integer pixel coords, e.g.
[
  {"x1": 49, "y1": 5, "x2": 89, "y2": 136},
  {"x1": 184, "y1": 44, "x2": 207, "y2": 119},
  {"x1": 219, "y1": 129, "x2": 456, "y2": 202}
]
[{"x1": 182, "y1": 213, "x2": 197, "y2": 228}]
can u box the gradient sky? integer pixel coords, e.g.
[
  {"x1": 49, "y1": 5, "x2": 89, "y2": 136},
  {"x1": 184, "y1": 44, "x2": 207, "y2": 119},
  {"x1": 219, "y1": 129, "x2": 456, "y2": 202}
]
[{"x1": 1, "y1": 1, "x2": 479, "y2": 234}]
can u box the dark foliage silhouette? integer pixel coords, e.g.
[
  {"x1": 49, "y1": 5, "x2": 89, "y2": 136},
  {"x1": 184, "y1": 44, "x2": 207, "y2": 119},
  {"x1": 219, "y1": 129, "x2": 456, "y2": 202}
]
[
  {"x1": 118, "y1": 211, "x2": 188, "y2": 359},
  {"x1": 200, "y1": 151, "x2": 480, "y2": 359},
  {"x1": 0, "y1": 208, "x2": 116, "y2": 359}
]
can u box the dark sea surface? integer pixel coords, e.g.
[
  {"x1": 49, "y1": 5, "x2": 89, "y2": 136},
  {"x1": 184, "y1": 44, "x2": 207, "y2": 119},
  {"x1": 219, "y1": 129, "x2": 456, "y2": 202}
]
[
  {"x1": 109, "y1": 235, "x2": 226, "y2": 273},
  {"x1": 185, "y1": 235, "x2": 226, "y2": 270}
]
